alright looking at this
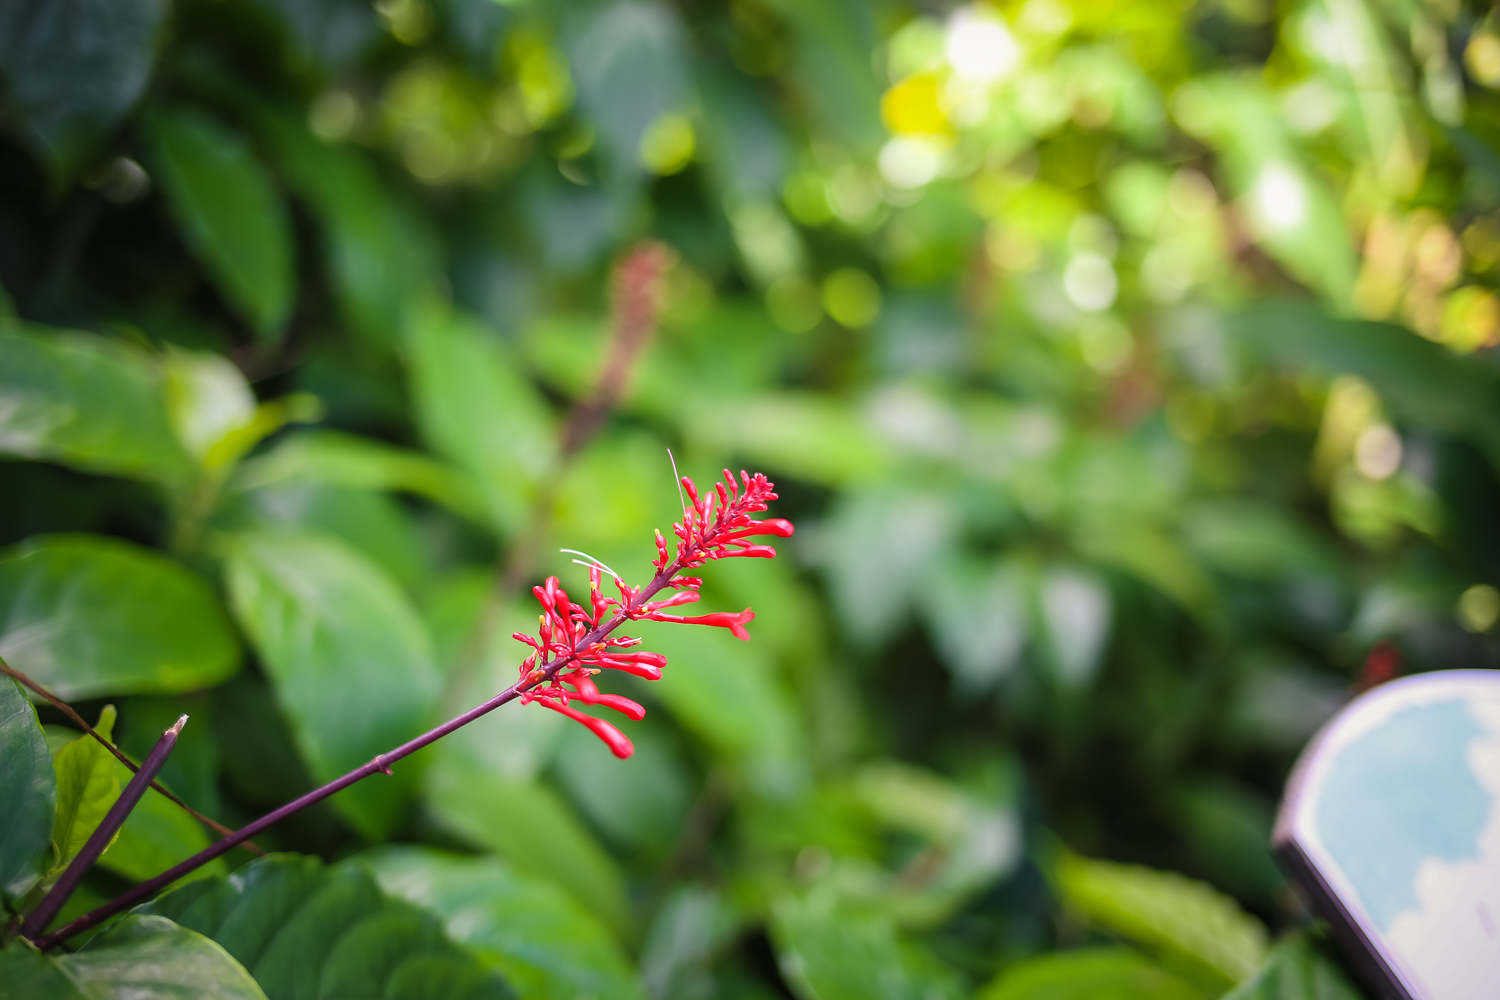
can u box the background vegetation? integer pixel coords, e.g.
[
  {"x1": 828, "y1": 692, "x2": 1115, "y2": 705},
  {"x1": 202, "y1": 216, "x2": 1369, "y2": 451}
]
[{"x1": 4, "y1": 0, "x2": 1500, "y2": 996}]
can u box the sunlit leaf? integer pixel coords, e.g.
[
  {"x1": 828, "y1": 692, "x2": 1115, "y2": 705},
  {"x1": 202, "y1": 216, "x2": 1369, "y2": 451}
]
[
  {"x1": 362, "y1": 845, "x2": 645, "y2": 1000},
  {"x1": 148, "y1": 109, "x2": 295, "y2": 340},
  {"x1": 0, "y1": 0, "x2": 167, "y2": 181},
  {"x1": 1222, "y1": 933, "x2": 1365, "y2": 1000},
  {"x1": 50, "y1": 705, "x2": 120, "y2": 871},
  {"x1": 136, "y1": 854, "x2": 513, "y2": 1000},
  {"x1": 1053, "y1": 850, "x2": 1270, "y2": 992},
  {"x1": 0, "y1": 676, "x2": 56, "y2": 898},
  {"x1": 0, "y1": 534, "x2": 240, "y2": 700},
  {"x1": 0, "y1": 326, "x2": 192, "y2": 485},
  {"x1": 224, "y1": 529, "x2": 441, "y2": 839},
  {"x1": 0, "y1": 915, "x2": 270, "y2": 1000},
  {"x1": 977, "y1": 947, "x2": 1206, "y2": 1000}
]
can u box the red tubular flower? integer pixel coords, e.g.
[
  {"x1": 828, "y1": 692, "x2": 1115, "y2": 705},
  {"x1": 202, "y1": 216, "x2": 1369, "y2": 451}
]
[{"x1": 511, "y1": 468, "x2": 791, "y2": 757}]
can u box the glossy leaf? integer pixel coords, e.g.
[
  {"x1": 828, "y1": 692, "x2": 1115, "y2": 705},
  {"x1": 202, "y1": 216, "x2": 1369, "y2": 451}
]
[
  {"x1": 0, "y1": 326, "x2": 192, "y2": 484},
  {"x1": 406, "y1": 306, "x2": 555, "y2": 536},
  {"x1": 770, "y1": 894, "x2": 963, "y2": 1000},
  {"x1": 0, "y1": 0, "x2": 166, "y2": 180},
  {"x1": 50, "y1": 705, "x2": 119, "y2": 871},
  {"x1": 224, "y1": 529, "x2": 440, "y2": 838},
  {"x1": 243, "y1": 483, "x2": 430, "y2": 593},
  {"x1": 1222, "y1": 934, "x2": 1365, "y2": 1000},
  {"x1": 148, "y1": 109, "x2": 294, "y2": 339},
  {"x1": 0, "y1": 534, "x2": 240, "y2": 699},
  {"x1": 1053, "y1": 851, "x2": 1269, "y2": 991},
  {"x1": 424, "y1": 755, "x2": 630, "y2": 933},
  {"x1": 0, "y1": 915, "x2": 269, "y2": 1000},
  {"x1": 361, "y1": 845, "x2": 645, "y2": 1000},
  {"x1": 0, "y1": 676, "x2": 56, "y2": 897},
  {"x1": 135, "y1": 854, "x2": 511, "y2": 1000},
  {"x1": 237, "y1": 429, "x2": 487, "y2": 523},
  {"x1": 977, "y1": 947, "x2": 1205, "y2": 1000}
]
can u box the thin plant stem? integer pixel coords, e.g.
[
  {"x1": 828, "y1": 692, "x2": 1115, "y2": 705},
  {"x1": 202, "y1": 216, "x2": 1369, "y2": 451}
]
[
  {"x1": 33, "y1": 541, "x2": 695, "y2": 950},
  {"x1": 0, "y1": 657, "x2": 262, "y2": 856},
  {"x1": 21, "y1": 716, "x2": 188, "y2": 941}
]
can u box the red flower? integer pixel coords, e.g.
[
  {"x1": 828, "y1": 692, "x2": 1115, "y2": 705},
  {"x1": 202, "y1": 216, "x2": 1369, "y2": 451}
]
[{"x1": 511, "y1": 468, "x2": 792, "y2": 757}]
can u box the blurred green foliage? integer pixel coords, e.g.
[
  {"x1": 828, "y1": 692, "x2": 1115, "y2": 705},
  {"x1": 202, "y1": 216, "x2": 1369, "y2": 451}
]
[{"x1": 4, "y1": 0, "x2": 1500, "y2": 996}]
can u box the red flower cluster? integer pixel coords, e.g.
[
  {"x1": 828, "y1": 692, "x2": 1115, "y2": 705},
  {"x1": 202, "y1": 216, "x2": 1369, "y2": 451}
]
[{"x1": 513, "y1": 470, "x2": 793, "y2": 758}]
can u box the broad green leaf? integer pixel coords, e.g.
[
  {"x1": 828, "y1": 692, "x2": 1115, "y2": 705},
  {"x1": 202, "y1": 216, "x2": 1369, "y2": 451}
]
[
  {"x1": 99, "y1": 756, "x2": 223, "y2": 885},
  {"x1": 243, "y1": 483, "x2": 430, "y2": 593},
  {"x1": 406, "y1": 305, "x2": 555, "y2": 536},
  {"x1": 693, "y1": 393, "x2": 891, "y2": 487},
  {"x1": 0, "y1": 0, "x2": 167, "y2": 181},
  {"x1": 0, "y1": 676, "x2": 56, "y2": 897},
  {"x1": 552, "y1": 721, "x2": 692, "y2": 855},
  {"x1": 51, "y1": 705, "x2": 119, "y2": 871},
  {"x1": 260, "y1": 111, "x2": 437, "y2": 343},
  {"x1": 425, "y1": 755, "x2": 630, "y2": 933},
  {"x1": 148, "y1": 109, "x2": 294, "y2": 339},
  {"x1": 162, "y1": 348, "x2": 316, "y2": 478},
  {"x1": 570, "y1": 0, "x2": 690, "y2": 171},
  {"x1": 1222, "y1": 933, "x2": 1366, "y2": 1000},
  {"x1": 977, "y1": 947, "x2": 1206, "y2": 1000},
  {"x1": 0, "y1": 914, "x2": 270, "y2": 1000},
  {"x1": 224, "y1": 529, "x2": 441, "y2": 839},
  {"x1": 237, "y1": 429, "x2": 487, "y2": 523},
  {"x1": 0, "y1": 327, "x2": 192, "y2": 484},
  {"x1": 361, "y1": 845, "x2": 646, "y2": 1000},
  {"x1": 136, "y1": 854, "x2": 511, "y2": 1000},
  {"x1": 0, "y1": 534, "x2": 240, "y2": 699},
  {"x1": 770, "y1": 893, "x2": 964, "y2": 1000},
  {"x1": 1053, "y1": 851, "x2": 1269, "y2": 992}
]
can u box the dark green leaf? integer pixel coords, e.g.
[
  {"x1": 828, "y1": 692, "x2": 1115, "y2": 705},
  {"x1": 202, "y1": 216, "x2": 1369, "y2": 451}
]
[
  {"x1": 98, "y1": 754, "x2": 224, "y2": 885},
  {"x1": 1222, "y1": 933, "x2": 1367, "y2": 1000},
  {"x1": 148, "y1": 109, "x2": 294, "y2": 339},
  {"x1": 0, "y1": 534, "x2": 241, "y2": 700},
  {"x1": 136, "y1": 854, "x2": 513, "y2": 1000},
  {"x1": 260, "y1": 111, "x2": 437, "y2": 344},
  {"x1": 424, "y1": 755, "x2": 630, "y2": 933},
  {"x1": 0, "y1": 0, "x2": 167, "y2": 180},
  {"x1": 770, "y1": 894, "x2": 964, "y2": 1000},
  {"x1": 360, "y1": 845, "x2": 644, "y2": 1000},
  {"x1": 1053, "y1": 851, "x2": 1269, "y2": 992},
  {"x1": 0, "y1": 915, "x2": 269, "y2": 1000},
  {"x1": 0, "y1": 327, "x2": 192, "y2": 484},
  {"x1": 0, "y1": 676, "x2": 56, "y2": 898},
  {"x1": 224, "y1": 529, "x2": 442, "y2": 839},
  {"x1": 977, "y1": 947, "x2": 1206, "y2": 1000},
  {"x1": 51, "y1": 705, "x2": 119, "y2": 871}
]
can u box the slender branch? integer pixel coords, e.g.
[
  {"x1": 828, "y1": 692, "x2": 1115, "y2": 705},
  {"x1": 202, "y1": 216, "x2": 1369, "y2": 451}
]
[
  {"x1": 21, "y1": 716, "x2": 187, "y2": 940},
  {"x1": 0, "y1": 658, "x2": 263, "y2": 856},
  {"x1": 33, "y1": 545, "x2": 694, "y2": 950}
]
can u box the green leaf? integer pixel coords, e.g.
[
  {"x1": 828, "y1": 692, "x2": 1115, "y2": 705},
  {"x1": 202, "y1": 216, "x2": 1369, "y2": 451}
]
[
  {"x1": 147, "y1": 109, "x2": 294, "y2": 339},
  {"x1": 243, "y1": 484, "x2": 430, "y2": 593},
  {"x1": 260, "y1": 111, "x2": 438, "y2": 344},
  {"x1": 360, "y1": 845, "x2": 645, "y2": 1000},
  {"x1": 0, "y1": 0, "x2": 167, "y2": 181},
  {"x1": 1053, "y1": 851, "x2": 1270, "y2": 992},
  {"x1": 98, "y1": 755, "x2": 223, "y2": 885},
  {"x1": 770, "y1": 893, "x2": 965, "y2": 1000},
  {"x1": 0, "y1": 676, "x2": 56, "y2": 898},
  {"x1": 237, "y1": 429, "x2": 487, "y2": 524},
  {"x1": 0, "y1": 914, "x2": 270, "y2": 1000},
  {"x1": 51, "y1": 705, "x2": 120, "y2": 871},
  {"x1": 0, "y1": 326, "x2": 192, "y2": 484},
  {"x1": 223, "y1": 529, "x2": 441, "y2": 839},
  {"x1": 976, "y1": 947, "x2": 1207, "y2": 1000},
  {"x1": 424, "y1": 755, "x2": 630, "y2": 933},
  {"x1": 135, "y1": 854, "x2": 512, "y2": 1000},
  {"x1": 1222, "y1": 933, "x2": 1367, "y2": 1000},
  {"x1": 406, "y1": 305, "x2": 555, "y2": 536},
  {"x1": 0, "y1": 534, "x2": 241, "y2": 700}
]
